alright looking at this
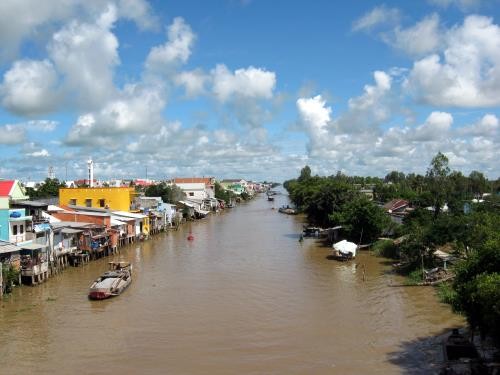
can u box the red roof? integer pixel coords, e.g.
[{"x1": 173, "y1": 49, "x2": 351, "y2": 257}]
[{"x1": 0, "y1": 180, "x2": 15, "y2": 196}]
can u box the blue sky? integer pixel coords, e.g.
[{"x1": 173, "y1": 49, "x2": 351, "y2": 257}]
[{"x1": 0, "y1": 0, "x2": 499, "y2": 182}]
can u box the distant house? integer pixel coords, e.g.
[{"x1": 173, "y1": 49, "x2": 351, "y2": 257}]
[
  {"x1": 359, "y1": 189, "x2": 374, "y2": 201},
  {"x1": 383, "y1": 199, "x2": 410, "y2": 224}
]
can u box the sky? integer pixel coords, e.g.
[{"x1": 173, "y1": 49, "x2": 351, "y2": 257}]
[{"x1": 0, "y1": 0, "x2": 499, "y2": 182}]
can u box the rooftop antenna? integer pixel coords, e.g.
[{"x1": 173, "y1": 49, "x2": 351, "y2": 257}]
[{"x1": 87, "y1": 157, "x2": 94, "y2": 187}]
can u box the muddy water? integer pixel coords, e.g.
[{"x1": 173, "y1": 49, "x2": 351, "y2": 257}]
[{"x1": 0, "y1": 193, "x2": 463, "y2": 374}]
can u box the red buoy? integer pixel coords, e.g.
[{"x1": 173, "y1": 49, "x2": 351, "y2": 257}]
[{"x1": 187, "y1": 233, "x2": 194, "y2": 241}]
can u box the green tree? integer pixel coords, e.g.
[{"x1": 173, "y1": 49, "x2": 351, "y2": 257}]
[
  {"x1": 426, "y1": 152, "x2": 450, "y2": 218},
  {"x1": 330, "y1": 195, "x2": 390, "y2": 243}
]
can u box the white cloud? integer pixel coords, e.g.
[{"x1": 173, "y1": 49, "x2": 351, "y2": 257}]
[
  {"x1": 211, "y1": 64, "x2": 276, "y2": 102},
  {"x1": 65, "y1": 82, "x2": 166, "y2": 146},
  {"x1": 413, "y1": 111, "x2": 453, "y2": 141},
  {"x1": 24, "y1": 120, "x2": 58, "y2": 132},
  {"x1": 458, "y1": 114, "x2": 499, "y2": 137},
  {"x1": 116, "y1": 0, "x2": 159, "y2": 31},
  {"x1": 0, "y1": 124, "x2": 26, "y2": 145},
  {"x1": 0, "y1": 0, "x2": 157, "y2": 61},
  {"x1": 388, "y1": 14, "x2": 441, "y2": 57},
  {"x1": 1, "y1": 59, "x2": 60, "y2": 116},
  {"x1": 296, "y1": 95, "x2": 331, "y2": 154},
  {"x1": 352, "y1": 5, "x2": 400, "y2": 32},
  {"x1": 427, "y1": 0, "x2": 482, "y2": 10},
  {"x1": 48, "y1": 4, "x2": 120, "y2": 109},
  {"x1": 174, "y1": 69, "x2": 208, "y2": 97},
  {"x1": 406, "y1": 15, "x2": 500, "y2": 107},
  {"x1": 26, "y1": 149, "x2": 50, "y2": 157},
  {"x1": 145, "y1": 17, "x2": 195, "y2": 73}
]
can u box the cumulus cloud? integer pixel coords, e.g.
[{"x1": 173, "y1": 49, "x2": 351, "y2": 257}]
[
  {"x1": 458, "y1": 114, "x2": 499, "y2": 137},
  {"x1": 0, "y1": 0, "x2": 157, "y2": 60},
  {"x1": 211, "y1": 64, "x2": 276, "y2": 102},
  {"x1": 48, "y1": 4, "x2": 120, "y2": 110},
  {"x1": 412, "y1": 111, "x2": 453, "y2": 141},
  {"x1": 174, "y1": 69, "x2": 209, "y2": 97},
  {"x1": 0, "y1": 124, "x2": 26, "y2": 145},
  {"x1": 352, "y1": 5, "x2": 400, "y2": 32},
  {"x1": 116, "y1": 0, "x2": 159, "y2": 31},
  {"x1": 26, "y1": 149, "x2": 50, "y2": 157},
  {"x1": 296, "y1": 95, "x2": 332, "y2": 154},
  {"x1": 406, "y1": 15, "x2": 500, "y2": 107},
  {"x1": 1, "y1": 59, "x2": 60, "y2": 116},
  {"x1": 145, "y1": 17, "x2": 196, "y2": 73},
  {"x1": 65, "y1": 83, "x2": 166, "y2": 146},
  {"x1": 385, "y1": 14, "x2": 442, "y2": 57}
]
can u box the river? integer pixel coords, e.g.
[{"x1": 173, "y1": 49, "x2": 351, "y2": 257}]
[{"x1": 0, "y1": 192, "x2": 463, "y2": 374}]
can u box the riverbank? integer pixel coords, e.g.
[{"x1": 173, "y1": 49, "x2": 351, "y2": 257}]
[{"x1": 1, "y1": 193, "x2": 465, "y2": 374}]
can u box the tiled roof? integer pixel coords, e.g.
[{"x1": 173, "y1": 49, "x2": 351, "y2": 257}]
[
  {"x1": 0, "y1": 180, "x2": 15, "y2": 197},
  {"x1": 173, "y1": 177, "x2": 214, "y2": 185}
]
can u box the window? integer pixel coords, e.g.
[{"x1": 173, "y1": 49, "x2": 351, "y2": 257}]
[
  {"x1": 20, "y1": 225, "x2": 24, "y2": 234},
  {"x1": 189, "y1": 192, "x2": 194, "y2": 197},
  {"x1": 69, "y1": 199, "x2": 77, "y2": 205},
  {"x1": 85, "y1": 199, "x2": 92, "y2": 207},
  {"x1": 12, "y1": 225, "x2": 18, "y2": 235},
  {"x1": 99, "y1": 199, "x2": 106, "y2": 208}
]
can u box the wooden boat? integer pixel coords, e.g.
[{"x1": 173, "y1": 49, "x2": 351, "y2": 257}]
[
  {"x1": 278, "y1": 206, "x2": 297, "y2": 215},
  {"x1": 88, "y1": 262, "x2": 132, "y2": 300},
  {"x1": 441, "y1": 329, "x2": 484, "y2": 374}
]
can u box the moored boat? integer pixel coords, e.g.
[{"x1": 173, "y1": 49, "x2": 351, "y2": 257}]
[
  {"x1": 331, "y1": 240, "x2": 357, "y2": 261},
  {"x1": 88, "y1": 261, "x2": 132, "y2": 300}
]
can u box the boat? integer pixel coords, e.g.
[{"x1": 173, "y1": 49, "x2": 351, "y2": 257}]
[
  {"x1": 88, "y1": 261, "x2": 132, "y2": 300},
  {"x1": 303, "y1": 226, "x2": 323, "y2": 237},
  {"x1": 441, "y1": 329, "x2": 484, "y2": 374},
  {"x1": 267, "y1": 195, "x2": 274, "y2": 201},
  {"x1": 331, "y1": 240, "x2": 357, "y2": 261},
  {"x1": 278, "y1": 206, "x2": 297, "y2": 215}
]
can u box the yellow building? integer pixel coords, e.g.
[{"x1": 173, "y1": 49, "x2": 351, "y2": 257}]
[{"x1": 59, "y1": 187, "x2": 137, "y2": 212}]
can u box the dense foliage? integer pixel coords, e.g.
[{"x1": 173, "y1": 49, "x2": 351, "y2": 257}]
[
  {"x1": 215, "y1": 182, "x2": 236, "y2": 203},
  {"x1": 144, "y1": 182, "x2": 186, "y2": 204},
  {"x1": 285, "y1": 153, "x2": 500, "y2": 340},
  {"x1": 25, "y1": 178, "x2": 66, "y2": 199}
]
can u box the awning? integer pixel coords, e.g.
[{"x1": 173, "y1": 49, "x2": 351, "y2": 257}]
[
  {"x1": 34, "y1": 223, "x2": 51, "y2": 233},
  {"x1": 9, "y1": 215, "x2": 32, "y2": 222},
  {"x1": 111, "y1": 218, "x2": 126, "y2": 227},
  {"x1": 61, "y1": 228, "x2": 83, "y2": 234},
  {"x1": 194, "y1": 208, "x2": 210, "y2": 216}
]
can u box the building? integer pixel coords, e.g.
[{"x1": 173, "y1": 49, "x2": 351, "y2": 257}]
[
  {"x1": 0, "y1": 180, "x2": 33, "y2": 245},
  {"x1": 59, "y1": 187, "x2": 137, "y2": 211},
  {"x1": 173, "y1": 178, "x2": 215, "y2": 200}
]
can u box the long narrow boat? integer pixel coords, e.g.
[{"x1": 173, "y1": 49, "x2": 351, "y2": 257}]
[{"x1": 88, "y1": 262, "x2": 132, "y2": 300}]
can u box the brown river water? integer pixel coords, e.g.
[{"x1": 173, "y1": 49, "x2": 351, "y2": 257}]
[{"x1": 0, "y1": 192, "x2": 463, "y2": 374}]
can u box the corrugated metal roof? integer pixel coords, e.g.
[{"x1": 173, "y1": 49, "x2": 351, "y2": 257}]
[{"x1": 0, "y1": 240, "x2": 21, "y2": 254}]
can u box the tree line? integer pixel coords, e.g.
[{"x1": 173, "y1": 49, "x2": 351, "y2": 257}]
[{"x1": 284, "y1": 153, "x2": 500, "y2": 341}]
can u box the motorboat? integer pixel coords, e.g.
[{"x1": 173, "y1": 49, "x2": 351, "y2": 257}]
[{"x1": 88, "y1": 261, "x2": 132, "y2": 300}]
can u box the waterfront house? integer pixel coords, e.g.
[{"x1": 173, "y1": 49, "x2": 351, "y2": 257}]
[
  {"x1": 0, "y1": 180, "x2": 33, "y2": 246},
  {"x1": 112, "y1": 211, "x2": 149, "y2": 239},
  {"x1": 59, "y1": 186, "x2": 137, "y2": 211},
  {"x1": 0, "y1": 240, "x2": 21, "y2": 272},
  {"x1": 173, "y1": 178, "x2": 215, "y2": 200},
  {"x1": 20, "y1": 242, "x2": 50, "y2": 285}
]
